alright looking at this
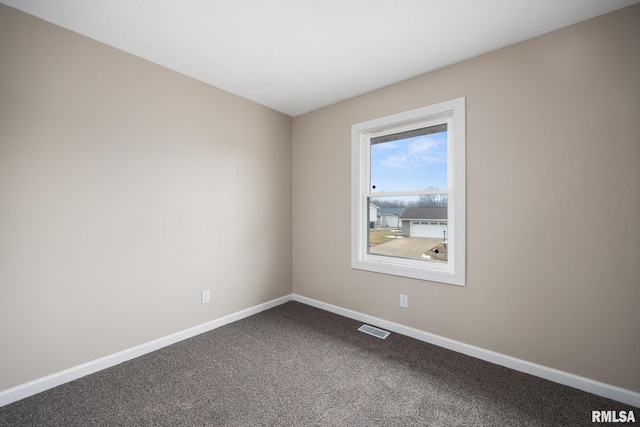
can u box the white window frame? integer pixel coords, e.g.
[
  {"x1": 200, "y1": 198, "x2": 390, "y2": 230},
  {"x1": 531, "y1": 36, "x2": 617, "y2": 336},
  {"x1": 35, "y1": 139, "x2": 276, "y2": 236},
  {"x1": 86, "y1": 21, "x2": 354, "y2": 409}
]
[{"x1": 351, "y1": 97, "x2": 466, "y2": 286}]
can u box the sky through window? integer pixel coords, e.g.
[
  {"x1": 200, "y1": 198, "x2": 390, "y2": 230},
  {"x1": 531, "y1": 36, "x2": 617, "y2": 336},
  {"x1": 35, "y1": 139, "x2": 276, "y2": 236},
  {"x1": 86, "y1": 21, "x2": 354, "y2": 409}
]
[{"x1": 370, "y1": 131, "x2": 447, "y2": 192}]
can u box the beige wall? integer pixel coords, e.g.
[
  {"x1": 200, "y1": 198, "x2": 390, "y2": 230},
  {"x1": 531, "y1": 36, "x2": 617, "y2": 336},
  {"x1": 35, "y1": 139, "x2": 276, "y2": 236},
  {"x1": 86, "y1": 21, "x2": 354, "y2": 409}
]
[
  {"x1": 293, "y1": 5, "x2": 640, "y2": 392},
  {"x1": 0, "y1": 4, "x2": 292, "y2": 390},
  {"x1": 1, "y1": 2, "x2": 638, "y2": 397}
]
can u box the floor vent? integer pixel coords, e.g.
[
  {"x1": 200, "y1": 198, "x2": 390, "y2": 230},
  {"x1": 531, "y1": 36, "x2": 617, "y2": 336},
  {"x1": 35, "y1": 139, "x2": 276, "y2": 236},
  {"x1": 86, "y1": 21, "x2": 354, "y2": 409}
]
[{"x1": 358, "y1": 324, "x2": 390, "y2": 339}]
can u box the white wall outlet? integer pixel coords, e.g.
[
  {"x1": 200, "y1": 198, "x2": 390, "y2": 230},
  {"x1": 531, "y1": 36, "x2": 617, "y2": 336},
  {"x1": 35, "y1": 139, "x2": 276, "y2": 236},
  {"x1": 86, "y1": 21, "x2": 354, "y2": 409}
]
[
  {"x1": 400, "y1": 294, "x2": 408, "y2": 308},
  {"x1": 201, "y1": 290, "x2": 211, "y2": 304}
]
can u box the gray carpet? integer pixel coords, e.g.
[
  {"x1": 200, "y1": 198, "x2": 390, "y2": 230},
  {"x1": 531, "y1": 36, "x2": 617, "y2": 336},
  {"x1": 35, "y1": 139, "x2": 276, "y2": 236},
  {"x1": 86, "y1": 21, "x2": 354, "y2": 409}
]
[{"x1": 0, "y1": 301, "x2": 636, "y2": 426}]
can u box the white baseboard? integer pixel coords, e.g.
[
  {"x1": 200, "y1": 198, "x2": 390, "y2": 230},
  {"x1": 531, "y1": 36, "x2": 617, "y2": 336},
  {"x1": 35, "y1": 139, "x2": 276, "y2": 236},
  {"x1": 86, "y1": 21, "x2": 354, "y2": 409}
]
[
  {"x1": 292, "y1": 294, "x2": 640, "y2": 408},
  {"x1": 3, "y1": 293, "x2": 638, "y2": 409},
  {"x1": 0, "y1": 294, "x2": 292, "y2": 407}
]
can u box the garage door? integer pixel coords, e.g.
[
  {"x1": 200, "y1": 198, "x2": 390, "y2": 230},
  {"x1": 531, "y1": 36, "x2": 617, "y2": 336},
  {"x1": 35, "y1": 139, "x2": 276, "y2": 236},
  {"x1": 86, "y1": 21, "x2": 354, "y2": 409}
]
[{"x1": 410, "y1": 222, "x2": 447, "y2": 239}]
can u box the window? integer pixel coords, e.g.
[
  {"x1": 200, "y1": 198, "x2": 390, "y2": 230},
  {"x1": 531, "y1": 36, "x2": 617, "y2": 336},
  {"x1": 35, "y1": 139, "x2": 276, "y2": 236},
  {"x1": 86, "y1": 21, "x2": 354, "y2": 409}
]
[{"x1": 351, "y1": 97, "x2": 465, "y2": 285}]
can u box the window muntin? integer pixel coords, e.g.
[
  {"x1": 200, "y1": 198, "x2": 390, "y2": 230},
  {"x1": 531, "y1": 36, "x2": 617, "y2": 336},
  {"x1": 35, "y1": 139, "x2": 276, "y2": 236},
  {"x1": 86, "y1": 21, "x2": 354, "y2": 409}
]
[{"x1": 351, "y1": 98, "x2": 465, "y2": 285}]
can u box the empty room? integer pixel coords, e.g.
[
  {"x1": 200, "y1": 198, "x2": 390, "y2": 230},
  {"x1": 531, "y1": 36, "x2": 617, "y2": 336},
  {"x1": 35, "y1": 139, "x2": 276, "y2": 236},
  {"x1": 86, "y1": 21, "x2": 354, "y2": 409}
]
[{"x1": 1, "y1": 0, "x2": 638, "y2": 425}]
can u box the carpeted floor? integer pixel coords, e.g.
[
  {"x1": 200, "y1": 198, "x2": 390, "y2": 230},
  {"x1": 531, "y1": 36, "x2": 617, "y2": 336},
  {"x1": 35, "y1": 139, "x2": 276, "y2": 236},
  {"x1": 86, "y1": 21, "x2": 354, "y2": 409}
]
[{"x1": 0, "y1": 301, "x2": 636, "y2": 426}]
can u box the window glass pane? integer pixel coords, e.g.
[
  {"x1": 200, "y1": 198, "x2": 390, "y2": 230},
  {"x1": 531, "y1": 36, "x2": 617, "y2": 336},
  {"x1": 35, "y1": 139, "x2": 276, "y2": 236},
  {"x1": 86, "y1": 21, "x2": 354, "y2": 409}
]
[
  {"x1": 368, "y1": 195, "x2": 448, "y2": 263},
  {"x1": 370, "y1": 125, "x2": 447, "y2": 192}
]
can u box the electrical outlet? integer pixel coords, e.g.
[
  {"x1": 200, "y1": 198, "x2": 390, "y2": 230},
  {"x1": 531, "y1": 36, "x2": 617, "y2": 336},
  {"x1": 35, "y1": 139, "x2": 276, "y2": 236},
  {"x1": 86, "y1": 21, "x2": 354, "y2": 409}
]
[
  {"x1": 201, "y1": 290, "x2": 211, "y2": 304},
  {"x1": 400, "y1": 294, "x2": 408, "y2": 308}
]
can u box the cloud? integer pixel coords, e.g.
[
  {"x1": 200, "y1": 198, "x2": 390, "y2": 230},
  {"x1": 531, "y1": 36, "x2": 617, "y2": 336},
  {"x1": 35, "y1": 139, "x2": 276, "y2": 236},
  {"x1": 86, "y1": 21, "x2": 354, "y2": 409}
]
[{"x1": 376, "y1": 135, "x2": 446, "y2": 170}]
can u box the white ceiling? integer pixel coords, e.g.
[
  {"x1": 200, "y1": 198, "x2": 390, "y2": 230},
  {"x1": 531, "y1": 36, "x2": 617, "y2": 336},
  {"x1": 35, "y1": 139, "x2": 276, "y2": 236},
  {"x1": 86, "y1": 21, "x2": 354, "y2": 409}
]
[{"x1": 2, "y1": 0, "x2": 638, "y2": 116}]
